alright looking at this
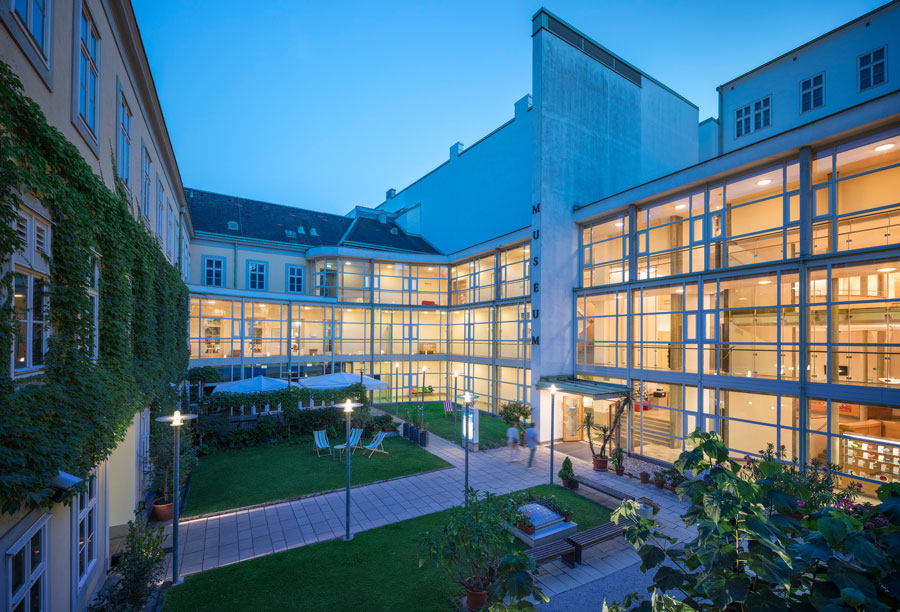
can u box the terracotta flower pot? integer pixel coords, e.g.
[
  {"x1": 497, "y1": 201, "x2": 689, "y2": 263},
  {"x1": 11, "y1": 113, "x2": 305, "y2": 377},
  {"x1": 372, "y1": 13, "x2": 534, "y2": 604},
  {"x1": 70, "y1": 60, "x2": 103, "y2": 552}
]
[
  {"x1": 639, "y1": 473, "x2": 650, "y2": 484},
  {"x1": 667, "y1": 485, "x2": 676, "y2": 493},
  {"x1": 562, "y1": 478, "x2": 578, "y2": 490},
  {"x1": 152, "y1": 498, "x2": 174, "y2": 522},
  {"x1": 615, "y1": 467, "x2": 625, "y2": 476},
  {"x1": 465, "y1": 588, "x2": 489, "y2": 611},
  {"x1": 654, "y1": 481, "x2": 665, "y2": 489},
  {"x1": 564, "y1": 513, "x2": 572, "y2": 522},
  {"x1": 517, "y1": 521, "x2": 535, "y2": 535},
  {"x1": 593, "y1": 457, "x2": 608, "y2": 472}
]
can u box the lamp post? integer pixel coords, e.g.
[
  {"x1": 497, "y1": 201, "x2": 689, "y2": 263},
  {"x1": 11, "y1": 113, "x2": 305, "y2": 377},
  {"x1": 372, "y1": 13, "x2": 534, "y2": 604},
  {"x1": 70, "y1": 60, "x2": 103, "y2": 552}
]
[
  {"x1": 342, "y1": 399, "x2": 362, "y2": 541},
  {"x1": 452, "y1": 370, "x2": 459, "y2": 445},
  {"x1": 155, "y1": 409, "x2": 197, "y2": 586},
  {"x1": 394, "y1": 362, "x2": 399, "y2": 412},
  {"x1": 457, "y1": 391, "x2": 479, "y2": 504},
  {"x1": 549, "y1": 384, "x2": 557, "y2": 486}
]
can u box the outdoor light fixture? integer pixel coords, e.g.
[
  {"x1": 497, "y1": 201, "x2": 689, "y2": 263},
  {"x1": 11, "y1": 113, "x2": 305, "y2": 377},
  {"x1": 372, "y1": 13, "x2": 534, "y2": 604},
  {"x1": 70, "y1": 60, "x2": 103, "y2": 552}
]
[
  {"x1": 155, "y1": 408, "x2": 197, "y2": 586},
  {"x1": 453, "y1": 371, "x2": 459, "y2": 444},
  {"x1": 458, "y1": 390, "x2": 479, "y2": 503},
  {"x1": 757, "y1": 178, "x2": 773, "y2": 186},
  {"x1": 550, "y1": 384, "x2": 557, "y2": 486},
  {"x1": 342, "y1": 399, "x2": 362, "y2": 541},
  {"x1": 874, "y1": 143, "x2": 895, "y2": 152}
]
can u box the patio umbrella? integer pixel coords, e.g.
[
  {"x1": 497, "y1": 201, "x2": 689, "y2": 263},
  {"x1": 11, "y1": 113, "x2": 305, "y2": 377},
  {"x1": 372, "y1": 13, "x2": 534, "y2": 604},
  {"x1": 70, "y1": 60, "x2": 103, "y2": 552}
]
[
  {"x1": 297, "y1": 371, "x2": 387, "y2": 391},
  {"x1": 212, "y1": 375, "x2": 290, "y2": 394}
]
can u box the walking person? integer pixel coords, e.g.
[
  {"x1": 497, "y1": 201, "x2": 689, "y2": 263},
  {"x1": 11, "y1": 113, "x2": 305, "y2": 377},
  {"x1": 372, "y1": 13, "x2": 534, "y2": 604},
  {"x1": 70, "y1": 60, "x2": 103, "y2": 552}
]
[
  {"x1": 525, "y1": 422, "x2": 538, "y2": 468},
  {"x1": 506, "y1": 423, "x2": 521, "y2": 461}
]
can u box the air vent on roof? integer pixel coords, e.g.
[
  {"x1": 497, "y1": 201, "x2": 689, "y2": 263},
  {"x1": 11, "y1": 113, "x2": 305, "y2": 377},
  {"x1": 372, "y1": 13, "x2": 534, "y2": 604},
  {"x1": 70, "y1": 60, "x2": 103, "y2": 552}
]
[
  {"x1": 390, "y1": 227, "x2": 399, "y2": 235},
  {"x1": 544, "y1": 15, "x2": 642, "y2": 87},
  {"x1": 227, "y1": 221, "x2": 239, "y2": 231},
  {"x1": 309, "y1": 227, "x2": 318, "y2": 236},
  {"x1": 285, "y1": 229, "x2": 296, "y2": 238}
]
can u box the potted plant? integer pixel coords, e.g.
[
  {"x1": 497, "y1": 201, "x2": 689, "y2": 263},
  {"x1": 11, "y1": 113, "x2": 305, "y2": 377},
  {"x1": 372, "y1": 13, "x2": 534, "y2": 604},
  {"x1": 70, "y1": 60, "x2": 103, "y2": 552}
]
[
  {"x1": 541, "y1": 496, "x2": 573, "y2": 522},
  {"x1": 150, "y1": 418, "x2": 197, "y2": 522},
  {"x1": 653, "y1": 471, "x2": 666, "y2": 489},
  {"x1": 611, "y1": 447, "x2": 625, "y2": 476},
  {"x1": 583, "y1": 412, "x2": 609, "y2": 471},
  {"x1": 557, "y1": 457, "x2": 578, "y2": 490},
  {"x1": 516, "y1": 513, "x2": 535, "y2": 535},
  {"x1": 422, "y1": 489, "x2": 521, "y2": 612},
  {"x1": 499, "y1": 401, "x2": 532, "y2": 443},
  {"x1": 639, "y1": 471, "x2": 650, "y2": 484}
]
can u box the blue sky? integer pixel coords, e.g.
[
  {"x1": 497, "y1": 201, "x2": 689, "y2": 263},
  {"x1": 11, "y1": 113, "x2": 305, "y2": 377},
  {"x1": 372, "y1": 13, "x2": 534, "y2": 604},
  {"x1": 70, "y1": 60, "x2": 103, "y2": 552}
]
[{"x1": 132, "y1": 0, "x2": 886, "y2": 215}]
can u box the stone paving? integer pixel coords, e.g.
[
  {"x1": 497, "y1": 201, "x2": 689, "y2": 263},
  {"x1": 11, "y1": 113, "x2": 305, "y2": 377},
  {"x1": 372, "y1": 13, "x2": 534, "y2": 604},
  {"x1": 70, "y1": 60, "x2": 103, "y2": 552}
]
[{"x1": 160, "y1": 427, "x2": 694, "y2": 602}]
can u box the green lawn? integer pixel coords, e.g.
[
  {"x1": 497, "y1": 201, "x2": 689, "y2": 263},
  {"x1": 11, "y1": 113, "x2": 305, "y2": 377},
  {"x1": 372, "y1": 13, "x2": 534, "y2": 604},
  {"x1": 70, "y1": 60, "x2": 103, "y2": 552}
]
[
  {"x1": 163, "y1": 485, "x2": 612, "y2": 612},
  {"x1": 183, "y1": 436, "x2": 451, "y2": 516},
  {"x1": 383, "y1": 402, "x2": 509, "y2": 448}
]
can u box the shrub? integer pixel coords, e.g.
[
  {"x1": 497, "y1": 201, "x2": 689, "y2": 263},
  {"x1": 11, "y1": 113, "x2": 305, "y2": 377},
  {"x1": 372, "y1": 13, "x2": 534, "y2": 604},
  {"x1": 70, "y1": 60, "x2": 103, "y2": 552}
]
[
  {"x1": 558, "y1": 456, "x2": 575, "y2": 481},
  {"x1": 499, "y1": 401, "x2": 532, "y2": 427},
  {"x1": 87, "y1": 517, "x2": 165, "y2": 612}
]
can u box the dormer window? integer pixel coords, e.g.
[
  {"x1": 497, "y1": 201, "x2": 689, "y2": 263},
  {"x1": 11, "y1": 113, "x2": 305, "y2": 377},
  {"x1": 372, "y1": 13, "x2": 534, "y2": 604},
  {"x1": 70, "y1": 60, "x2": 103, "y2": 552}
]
[
  {"x1": 309, "y1": 227, "x2": 318, "y2": 236},
  {"x1": 285, "y1": 229, "x2": 296, "y2": 238},
  {"x1": 227, "y1": 221, "x2": 239, "y2": 231}
]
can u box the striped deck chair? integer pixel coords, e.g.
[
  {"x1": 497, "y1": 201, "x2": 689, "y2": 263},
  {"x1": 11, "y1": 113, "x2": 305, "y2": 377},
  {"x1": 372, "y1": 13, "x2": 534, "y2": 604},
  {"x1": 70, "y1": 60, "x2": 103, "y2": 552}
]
[
  {"x1": 334, "y1": 428, "x2": 364, "y2": 457},
  {"x1": 362, "y1": 431, "x2": 389, "y2": 457},
  {"x1": 443, "y1": 399, "x2": 453, "y2": 418},
  {"x1": 313, "y1": 429, "x2": 331, "y2": 457}
]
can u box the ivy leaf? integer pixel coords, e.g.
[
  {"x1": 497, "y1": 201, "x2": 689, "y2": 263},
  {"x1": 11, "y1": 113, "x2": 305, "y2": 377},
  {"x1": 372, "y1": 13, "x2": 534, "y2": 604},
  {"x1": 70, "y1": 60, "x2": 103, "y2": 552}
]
[
  {"x1": 723, "y1": 576, "x2": 749, "y2": 604},
  {"x1": 818, "y1": 517, "x2": 849, "y2": 547},
  {"x1": 880, "y1": 496, "x2": 900, "y2": 525}
]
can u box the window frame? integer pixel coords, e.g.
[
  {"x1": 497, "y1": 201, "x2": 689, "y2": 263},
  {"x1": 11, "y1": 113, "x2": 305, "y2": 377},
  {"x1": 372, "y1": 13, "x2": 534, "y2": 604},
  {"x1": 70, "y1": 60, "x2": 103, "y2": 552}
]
[
  {"x1": 74, "y1": 472, "x2": 98, "y2": 590},
  {"x1": 735, "y1": 95, "x2": 772, "y2": 138},
  {"x1": 247, "y1": 260, "x2": 268, "y2": 291},
  {"x1": 140, "y1": 142, "x2": 152, "y2": 220},
  {"x1": 155, "y1": 177, "x2": 164, "y2": 241},
  {"x1": 70, "y1": 1, "x2": 100, "y2": 154},
  {"x1": 6, "y1": 514, "x2": 49, "y2": 612},
  {"x1": 1, "y1": 0, "x2": 53, "y2": 88},
  {"x1": 858, "y1": 45, "x2": 887, "y2": 92},
  {"x1": 202, "y1": 256, "x2": 226, "y2": 288},
  {"x1": 286, "y1": 264, "x2": 304, "y2": 294},
  {"x1": 116, "y1": 80, "x2": 132, "y2": 189},
  {"x1": 800, "y1": 72, "x2": 825, "y2": 114},
  {"x1": 12, "y1": 270, "x2": 48, "y2": 374}
]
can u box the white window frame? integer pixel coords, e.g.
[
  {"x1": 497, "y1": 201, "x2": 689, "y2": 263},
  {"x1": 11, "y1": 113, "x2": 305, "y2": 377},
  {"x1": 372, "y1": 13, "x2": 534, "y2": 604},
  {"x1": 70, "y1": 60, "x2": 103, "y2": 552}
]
[
  {"x1": 858, "y1": 46, "x2": 887, "y2": 92},
  {"x1": 76, "y1": 3, "x2": 99, "y2": 138},
  {"x1": 203, "y1": 257, "x2": 224, "y2": 287},
  {"x1": 75, "y1": 473, "x2": 98, "y2": 589},
  {"x1": 116, "y1": 85, "x2": 131, "y2": 188},
  {"x1": 156, "y1": 178, "x2": 164, "y2": 241},
  {"x1": 166, "y1": 201, "x2": 174, "y2": 257},
  {"x1": 735, "y1": 104, "x2": 751, "y2": 138},
  {"x1": 286, "y1": 265, "x2": 304, "y2": 293},
  {"x1": 6, "y1": 515, "x2": 49, "y2": 612},
  {"x1": 735, "y1": 96, "x2": 771, "y2": 137},
  {"x1": 752, "y1": 96, "x2": 771, "y2": 131},
  {"x1": 800, "y1": 73, "x2": 824, "y2": 113},
  {"x1": 12, "y1": 271, "x2": 47, "y2": 373},
  {"x1": 11, "y1": 0, "x2": 51, "y2": 61},
  {"x1": 141, "y1": 145, "x2": 152, "y2": 220}
]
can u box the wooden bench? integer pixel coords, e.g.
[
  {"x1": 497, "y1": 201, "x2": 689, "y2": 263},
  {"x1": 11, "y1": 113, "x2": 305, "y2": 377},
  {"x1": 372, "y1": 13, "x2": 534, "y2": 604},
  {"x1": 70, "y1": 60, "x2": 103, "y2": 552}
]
[
  {"x1": 566, "y1": 519, "x2": 634, "y2": 566},
  {"x1": 572, "y1": 476, "x2": 629, "y2": 501},
  {"x1": 527, "y1": 539, "x2": 577, "y2": 568}
]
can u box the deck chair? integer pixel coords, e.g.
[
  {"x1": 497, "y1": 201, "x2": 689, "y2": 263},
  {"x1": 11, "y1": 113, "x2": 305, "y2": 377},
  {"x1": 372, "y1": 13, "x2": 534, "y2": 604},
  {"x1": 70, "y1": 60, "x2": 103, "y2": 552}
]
[
  {"x1": 443, "y1": 399, "x2": 453, "y2": 418},
  {"x1": 313, "y1": 429, "x2": 332, "y2": 457},
  {"x1": 362, "y1": 431, "x2": 389, "y2": 457},
  {"x1": 335, "y1": 428, "x2": 364, "y2": 456}
]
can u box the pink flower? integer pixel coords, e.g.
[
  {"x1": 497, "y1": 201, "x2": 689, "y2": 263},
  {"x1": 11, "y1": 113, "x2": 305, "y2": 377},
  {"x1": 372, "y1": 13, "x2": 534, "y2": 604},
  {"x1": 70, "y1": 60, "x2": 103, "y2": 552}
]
[{"x1": 797, "y1": 500, "x2": 806, "y2": 508}]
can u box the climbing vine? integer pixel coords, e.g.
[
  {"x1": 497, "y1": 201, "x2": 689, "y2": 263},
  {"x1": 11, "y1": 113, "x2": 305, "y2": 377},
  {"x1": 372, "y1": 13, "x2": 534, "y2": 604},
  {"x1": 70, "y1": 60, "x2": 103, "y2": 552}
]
[{"x1": 0, "y1": 60, "x2": 189, "y2": 513}]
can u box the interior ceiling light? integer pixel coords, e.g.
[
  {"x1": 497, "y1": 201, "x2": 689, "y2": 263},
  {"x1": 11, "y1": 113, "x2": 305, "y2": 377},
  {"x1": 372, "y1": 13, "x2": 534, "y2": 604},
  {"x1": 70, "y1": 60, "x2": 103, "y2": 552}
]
[
  {"x1": 758, "y1": 280, "x2": 773, "y2": 285},
  {"x1": 876, "y1": 267, "x2": 896, "y2": 273},
  {"x1": 675, "y1": 204, "x2": 687, "y2": 210},
  {"x1": 874, "y1": 143, "x2": 895, "y2": 152},
  {"x1": 615, "y1": 222, "x2": 623, "y2": 227},
  {"x1": 757, "y1": 178, "x2": 773, "y2": 186}
]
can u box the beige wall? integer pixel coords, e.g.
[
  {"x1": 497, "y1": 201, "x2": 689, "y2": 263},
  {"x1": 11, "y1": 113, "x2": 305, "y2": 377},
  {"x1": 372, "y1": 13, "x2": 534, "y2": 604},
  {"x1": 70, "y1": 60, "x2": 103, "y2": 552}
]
[
  {"x1": 190, "y1": 241, "x2": 308, "y2": 294},
  {"x1": 106, "y1": 412, "x2": 141, "y2": 534}
]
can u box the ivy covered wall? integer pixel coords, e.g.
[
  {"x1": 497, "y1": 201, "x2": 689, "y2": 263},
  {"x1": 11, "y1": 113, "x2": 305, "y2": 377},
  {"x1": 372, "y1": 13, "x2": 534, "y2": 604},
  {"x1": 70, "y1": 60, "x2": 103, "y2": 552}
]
[{"x1": 0, "y1": 61, "x2": 189, "y2": 513}]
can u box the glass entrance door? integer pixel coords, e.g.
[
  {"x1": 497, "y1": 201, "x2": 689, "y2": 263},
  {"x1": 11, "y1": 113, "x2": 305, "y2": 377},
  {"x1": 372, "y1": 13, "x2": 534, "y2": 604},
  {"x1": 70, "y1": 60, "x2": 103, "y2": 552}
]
[{"x1": 562, "y1": 396, "x2": 583, "y2": 441}]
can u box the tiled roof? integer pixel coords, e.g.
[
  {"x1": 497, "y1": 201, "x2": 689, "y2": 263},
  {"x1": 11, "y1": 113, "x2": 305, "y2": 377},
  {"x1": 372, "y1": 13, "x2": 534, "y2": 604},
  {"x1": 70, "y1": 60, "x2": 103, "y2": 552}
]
[{"x1": 185, "y1": 188, "x2": 439, "y2": 254}]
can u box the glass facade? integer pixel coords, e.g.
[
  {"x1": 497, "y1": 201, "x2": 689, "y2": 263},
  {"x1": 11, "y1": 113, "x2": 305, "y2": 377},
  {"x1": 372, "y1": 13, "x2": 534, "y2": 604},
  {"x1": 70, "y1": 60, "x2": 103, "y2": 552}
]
[{"x1": 577, "y1": 127, "x2": 900, "y2": 495}]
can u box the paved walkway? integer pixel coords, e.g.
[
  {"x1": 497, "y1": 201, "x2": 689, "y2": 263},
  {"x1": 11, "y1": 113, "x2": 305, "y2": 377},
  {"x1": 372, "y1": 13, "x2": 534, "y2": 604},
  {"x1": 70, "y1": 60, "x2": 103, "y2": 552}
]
[{"x1": 161, "y1": 431, "x2": 693, "y2": 602}]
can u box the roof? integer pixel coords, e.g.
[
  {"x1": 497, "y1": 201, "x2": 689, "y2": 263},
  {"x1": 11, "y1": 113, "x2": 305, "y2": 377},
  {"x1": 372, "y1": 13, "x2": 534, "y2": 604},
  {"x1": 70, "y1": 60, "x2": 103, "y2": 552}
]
[
  {"x1": 536, "y1": 376, "x2": 631, "y2": 400},
  {"x1": 185, "y1": 188, "x2": 439, "y2": 254}
]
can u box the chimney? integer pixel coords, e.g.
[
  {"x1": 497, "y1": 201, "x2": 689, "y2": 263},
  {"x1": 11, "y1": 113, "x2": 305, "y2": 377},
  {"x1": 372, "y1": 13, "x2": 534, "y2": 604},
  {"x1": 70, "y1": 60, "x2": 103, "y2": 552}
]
[
  {"x1": 514, "y1": 94, "x2": 532, "y2": 119},
  {"x1": 386, "y1": 188, "x2": 396, "y2": 200},
  {"x1": 450, "y1": 142, "x2": 465, "y2": 159}
]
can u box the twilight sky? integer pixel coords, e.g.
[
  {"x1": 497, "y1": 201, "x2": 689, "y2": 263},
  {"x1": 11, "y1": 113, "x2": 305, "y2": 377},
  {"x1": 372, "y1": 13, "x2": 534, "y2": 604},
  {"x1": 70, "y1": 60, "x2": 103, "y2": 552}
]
[{"x1": 132, "y1": 0, "x2": 885, "y2": 215}]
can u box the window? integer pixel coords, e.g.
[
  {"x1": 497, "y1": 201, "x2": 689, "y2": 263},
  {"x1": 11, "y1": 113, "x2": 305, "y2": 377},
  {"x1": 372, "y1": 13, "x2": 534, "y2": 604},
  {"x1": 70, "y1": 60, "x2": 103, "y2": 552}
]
[
  {"x1": 247, "y1": 261, "x2": 267, "y2": 291},
  {"x1": 7, "y1": 516, "x2": 48, "y2": 612},
  {"x1": 166, "y1": 202, "x2": 173, "y2": 257},
  {"x1": 203, "y1": 257, "x2": 225, "y2": 287},
  {"x1": 34, "y1": 223, "x2": 47, "y2": 255},
  {"x1": 77, "y1": 5, "x2": 99, "y2": 135},
  {"x1": 801, "y1": 73, "x2": 824, "y2": 112},
  {"x1": 13, "y1": 272, "x2": 46, "y2": 371},
  {"x1": 735, "y1": 96, "x2": 771, "y2": 137},
  {"x1": 75, "y1": 475, "x2": 97, "y2": 586},
  {"x1": 117, "y1": 93, "x2": 131, "y2": 187},
  {"x1": 753, "y1": 96, "x2": 771, "y2": 130},
  {"x1": 735, "y1": 104, "x2": 751, "y2": 138},
  {"x1": 286, "y1": 265, "x2": 304, "y2": 293},
  {"x1": 156, "y1": 178, "x2": 164, "y2": 240},
  {"x1": 859, "y1": 46, "x2": 886, "y2": 91},
  {"x1": 16, "y1": 215, "x2": 28, "y2": 246},
  {"x1": 141, "y1": 147, "x2": 152, "y2": 219},
  {"x1": 13, "y1": 0, "x2": 49, "y2": 57}
]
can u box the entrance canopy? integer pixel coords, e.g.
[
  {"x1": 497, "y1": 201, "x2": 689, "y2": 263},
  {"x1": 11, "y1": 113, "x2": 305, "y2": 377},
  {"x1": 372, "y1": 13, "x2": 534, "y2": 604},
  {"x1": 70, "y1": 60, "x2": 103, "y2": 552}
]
[{"x1": 535, "y1": 376, "x2": 631, "y2": 400}]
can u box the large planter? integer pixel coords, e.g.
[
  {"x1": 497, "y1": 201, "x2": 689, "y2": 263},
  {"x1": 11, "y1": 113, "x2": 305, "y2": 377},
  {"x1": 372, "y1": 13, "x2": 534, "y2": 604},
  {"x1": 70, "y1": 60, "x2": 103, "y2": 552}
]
[
  {"x1": 409, "y1": 426, "x2": 419, "y2": 442},
  {"x1": 517, "y1": 521, "x2": 535, "y2": 535},
  {"x1": 593, "y1": 457, "x2": 608, "y2": 472},
  {"x1": 465, "y1": 589, "x2": 489, "y2": 611},
  {"x1": 402, "y1": 422, "x2": 410, "y2": 438},
  {"x1": 615, "y1": 467, "x2": 625, "y2": 476},
  {"x1": 381, "y1": 426, "x2": 395, "y2": 433},
  {"x1": 562, "y1": 478, "x2": 579, "y2": 490},
  {"x1": 152, "y1": 498, "x2": 174, "y2": 522},
  {"x1": 418, "y1": 430, "x2": 429, "y2": 447}
]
